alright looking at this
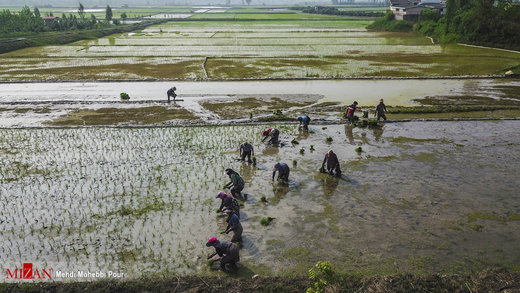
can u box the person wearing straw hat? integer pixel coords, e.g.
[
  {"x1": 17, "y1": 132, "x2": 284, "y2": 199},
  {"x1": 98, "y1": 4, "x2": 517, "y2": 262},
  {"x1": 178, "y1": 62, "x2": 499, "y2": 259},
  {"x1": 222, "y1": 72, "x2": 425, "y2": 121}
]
[
  {"x1": 374, "y1": 98, "x2": 388, "y2": 121},
  {"x1": 206, "y1": 237, "x2": 240, "y2": 271}
]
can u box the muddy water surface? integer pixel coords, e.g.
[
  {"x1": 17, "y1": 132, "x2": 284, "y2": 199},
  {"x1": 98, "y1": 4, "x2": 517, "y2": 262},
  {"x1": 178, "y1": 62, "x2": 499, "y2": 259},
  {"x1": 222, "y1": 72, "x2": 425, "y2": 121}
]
[
  {"x1": 1, "y1": 79, "x2": 519, "y2": 127},
  {"x1": 0, "y1": 121, "x2": 518, "y2": 279}
]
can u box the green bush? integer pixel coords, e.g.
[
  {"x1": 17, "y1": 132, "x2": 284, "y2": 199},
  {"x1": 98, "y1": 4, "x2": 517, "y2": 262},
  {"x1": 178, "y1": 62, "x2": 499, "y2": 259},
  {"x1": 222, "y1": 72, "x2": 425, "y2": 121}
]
[
  {"x1": 367, "y1": 12, "x2": 413, "y2": 32},
  {"x1": 260, "y1": 217, "x2": 274, "y2": 226},
  {"x1": 306, "y1": 261, "x2": 339, "y2": 293}
]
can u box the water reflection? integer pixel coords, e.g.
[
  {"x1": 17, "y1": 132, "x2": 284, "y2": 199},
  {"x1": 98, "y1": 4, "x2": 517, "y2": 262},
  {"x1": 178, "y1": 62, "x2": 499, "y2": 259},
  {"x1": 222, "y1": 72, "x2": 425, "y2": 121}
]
[
  {"x1": 240, "y1": 162, "x2": 255, "y2": 182},
  {"x1": 372, "y1": 125, "x2": 384, "y2": 142},
  {"x1": 321, "y1": 175, "x2": 339, "y2": 198},
  {"x1": 270, "y1": 184, "x2": 290, "y2": 204},
  {"x1": 345, "y1": 124, "x2": 355, "y2": 144},
  {"x1": 262, "y1": 145, "x2": 279, "y2": 156},
  {"x1": 297, "y1": 128, "x2": 310, "y2": 140}
]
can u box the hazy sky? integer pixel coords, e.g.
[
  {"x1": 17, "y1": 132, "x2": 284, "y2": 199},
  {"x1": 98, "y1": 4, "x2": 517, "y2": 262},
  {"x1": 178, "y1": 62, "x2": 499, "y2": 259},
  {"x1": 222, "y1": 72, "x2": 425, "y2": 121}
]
[{"x1": 0, "y1": 0, "x2": 334, "y2": 7}]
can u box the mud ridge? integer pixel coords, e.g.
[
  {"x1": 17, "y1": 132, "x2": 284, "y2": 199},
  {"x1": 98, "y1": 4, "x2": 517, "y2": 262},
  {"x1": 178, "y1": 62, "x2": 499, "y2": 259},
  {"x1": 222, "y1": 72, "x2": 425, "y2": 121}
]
[
  {"x1": 0, "y1": 75, "x2": 516, "y2": 84},
  {"x1": 1, "y1": 117, "x2": 519, "y2": 130}
]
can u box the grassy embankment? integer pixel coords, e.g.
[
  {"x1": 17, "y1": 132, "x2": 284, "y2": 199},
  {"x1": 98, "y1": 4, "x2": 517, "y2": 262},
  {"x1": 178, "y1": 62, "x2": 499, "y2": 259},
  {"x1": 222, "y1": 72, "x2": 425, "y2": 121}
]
[{"x1": 0, "y1": 269, "x2": 519, "y2": 292}]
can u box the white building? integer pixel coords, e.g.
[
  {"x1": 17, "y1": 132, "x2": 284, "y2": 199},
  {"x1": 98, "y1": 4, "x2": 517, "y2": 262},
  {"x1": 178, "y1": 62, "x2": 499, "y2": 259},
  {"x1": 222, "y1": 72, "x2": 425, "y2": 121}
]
[{"x1": 390, "y1": 0, "x2": 446, "y2": 21}]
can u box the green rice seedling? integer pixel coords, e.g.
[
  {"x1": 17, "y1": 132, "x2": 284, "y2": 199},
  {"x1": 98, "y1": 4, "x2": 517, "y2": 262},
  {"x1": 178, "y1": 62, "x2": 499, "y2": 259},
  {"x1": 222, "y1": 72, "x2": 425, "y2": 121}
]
[
  {"x1": 260, "y1": 195, "x2": 268, "y2": 203},
  {"x1": 326, "y1": 137, "x2": 333, "y2": 142},
  {"x1": 310, "y1": 145, "x2": 315, "y2": 151},
  {"x1": 368, "y1": 119, "x2": 379, "y2": 127},
  {"x1": 363, "y1": 111, "x2": 369, "y2": 118},
  {"x1": 291, "y1": 138, "x2": 299, "y2": 145},
  {"x1": 261, "y1": 217, "x2": 275, "y2": 226},
  {"x1": 322, "y1": 127, "x2": 327, "y2": 130},
  {"x1": 299, "y1": 148, "x2": 305, "y2": 154},
  {"x1": 355, "y1": 146, "x2": 363, "y2": 153},
  {"x1": 293, "y1": 160, "x2": 297, "y2": 166}
]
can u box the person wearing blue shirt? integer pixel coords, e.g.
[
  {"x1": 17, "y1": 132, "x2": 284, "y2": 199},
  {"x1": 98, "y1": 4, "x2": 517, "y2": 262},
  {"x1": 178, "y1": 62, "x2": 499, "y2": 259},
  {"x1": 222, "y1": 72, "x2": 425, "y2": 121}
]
[
  {"x1": 224, "y1": 209, "x2": 243, "y2": 243},
  {"x1": 297, "y1": 115, "x2": 311, "y2": 130},
  {"x1": 272, "y1": 162, "x2": 290, "y2": 183}
]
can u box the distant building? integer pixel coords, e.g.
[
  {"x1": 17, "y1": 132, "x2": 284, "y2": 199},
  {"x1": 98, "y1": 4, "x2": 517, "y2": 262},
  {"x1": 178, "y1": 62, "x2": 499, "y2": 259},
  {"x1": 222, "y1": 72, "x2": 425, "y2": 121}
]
[
  {"x1": 390, "y1": 0, "x2": 446, "y2": 21},
  {"x1": 42, "y1": 16, "x2": 60, "y2": 25}
]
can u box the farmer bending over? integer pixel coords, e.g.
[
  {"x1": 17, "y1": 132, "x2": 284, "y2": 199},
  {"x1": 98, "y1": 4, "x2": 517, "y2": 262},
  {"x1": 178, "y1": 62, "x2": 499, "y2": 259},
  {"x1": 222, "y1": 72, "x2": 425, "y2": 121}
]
[
  {"x1": 297, "y1": 115, "x2": 311, "y2": 131},
  {"x1": 345, "y1": 101, "x2": 363, "y2": 122},
  {"x1": 272, "y1": 162, "x2": 290, "y2": 183},
  {"x1": 224, "y1": 208, "x2": 243, "y2": 243},
  {"x1": 239, "y1": 142, "x2": 254, "y2": 163},
  {"x1": 322, "y1": 150, "x2": 341, "y2": 176},
  {"x1": 224, "y1": 168, "x2": 245, "y2": 198},
  {"x1": 167, "y1": 86, "x2": 177, "y2": 103},
  {"x1": 206, "y1": 237, "x2": 240, "y2": 272},
  {"x1": 261, "y1": 128, "x2": 280, "y2": 145},
  {"x1": 216, "y1": 191, "x2": 240, "y2": 218}
]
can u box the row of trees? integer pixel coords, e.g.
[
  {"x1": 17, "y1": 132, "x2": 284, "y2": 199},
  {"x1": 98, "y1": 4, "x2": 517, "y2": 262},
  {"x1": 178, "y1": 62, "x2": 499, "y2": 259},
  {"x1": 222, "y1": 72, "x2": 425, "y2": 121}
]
[
  {"x1": 0, "y1": 4, "x2": 123, "y2": 35},
  {"x1": 0, "y1": 7, "x2": 45, "y2": 34},
  {"x1": 416, "y1": 0, "x2": 520, "y2": 50}
]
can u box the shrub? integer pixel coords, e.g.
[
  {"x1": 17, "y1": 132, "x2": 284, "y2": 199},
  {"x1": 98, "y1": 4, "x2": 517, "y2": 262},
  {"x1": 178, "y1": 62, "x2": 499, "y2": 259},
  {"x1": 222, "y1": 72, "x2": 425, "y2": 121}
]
[
  {"x1": 260, "y1": 217, "x2": 274, "y2": 226},
  {"x1": 306, "y1": 261, "x2": 339, "y2": 293}
]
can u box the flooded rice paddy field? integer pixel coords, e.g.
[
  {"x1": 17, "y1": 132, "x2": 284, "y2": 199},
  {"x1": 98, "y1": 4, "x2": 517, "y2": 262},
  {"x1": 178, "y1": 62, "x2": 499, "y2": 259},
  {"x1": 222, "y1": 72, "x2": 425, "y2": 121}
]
[
  {"x1": 1, "y1": 19, "x2": 519, "y2": 80},
  {"x1": 0, "y1": 79, "x2": 519, "y2": 127},
  {"x1": 0, "y1": 121, "x2": 519, "y2": 279}
]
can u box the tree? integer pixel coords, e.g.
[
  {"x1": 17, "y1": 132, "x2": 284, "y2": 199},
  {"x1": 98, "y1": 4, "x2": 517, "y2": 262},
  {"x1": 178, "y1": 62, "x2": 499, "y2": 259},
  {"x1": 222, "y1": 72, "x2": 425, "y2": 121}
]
[
  {"x1": 444, "y1": 0, "x2": 456, "y2": 32},
  {"x1": 105, "y1": 5, "x2": 112, "y2": 22},
  {"x1": 78, "y1": 3, "x2": 85, "y2": 19},
  {"x1": 120, "y1": 12, "x2": 127, "y2": 20},
  {"x1": 34, "y1": 7, "x2": 40, "y2": 18}
]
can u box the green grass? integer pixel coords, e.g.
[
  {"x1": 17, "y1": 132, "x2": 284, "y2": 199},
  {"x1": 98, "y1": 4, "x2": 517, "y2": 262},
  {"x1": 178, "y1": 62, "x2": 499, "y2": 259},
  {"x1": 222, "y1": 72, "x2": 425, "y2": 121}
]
[
  {"x1": 159, "y1": 19, "x2": 372, "y2": 28},
  {"x1": 189, "y1": 12, "x2": 346, "y2": 20}
]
